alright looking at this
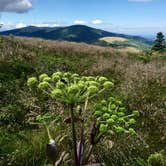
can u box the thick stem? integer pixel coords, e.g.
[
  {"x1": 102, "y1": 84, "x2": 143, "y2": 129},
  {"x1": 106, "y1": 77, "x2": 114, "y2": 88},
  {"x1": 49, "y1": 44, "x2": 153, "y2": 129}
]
[
  {"x1": 70, "y1": 104, "x2": 78, "y2": 166},
  {"x1": 85, "y1": 145, "x2": 94, "y2": 164},
  {"x1": 78, "y1": 122, "x2": 84, "y2": 166}
]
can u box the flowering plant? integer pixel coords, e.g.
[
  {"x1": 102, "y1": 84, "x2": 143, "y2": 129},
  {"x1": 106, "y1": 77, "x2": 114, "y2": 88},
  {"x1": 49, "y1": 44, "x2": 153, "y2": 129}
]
[{"x1": 27, "y1": 72, "x2": 139, "y2": 166}]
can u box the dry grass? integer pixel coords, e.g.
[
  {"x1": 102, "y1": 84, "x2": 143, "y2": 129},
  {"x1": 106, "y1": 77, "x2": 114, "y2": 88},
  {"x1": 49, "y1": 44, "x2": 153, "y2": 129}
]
[
  {"x1": 99, "y1": 37, "x2": 128, "y2": 43},
  {"x1": 1, "y1": 36, "x2": 140, "y2": 60},
  {"x1": 120, "y1": 46, "x2": 140, "y2": 53}
]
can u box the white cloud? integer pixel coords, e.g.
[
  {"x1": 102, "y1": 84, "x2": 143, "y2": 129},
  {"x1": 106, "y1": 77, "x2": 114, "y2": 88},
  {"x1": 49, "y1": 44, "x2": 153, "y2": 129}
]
[
  {"x1": 0, "y1": 0, "x2": 32, "y2": 13},
  {"x1": 73, "y1": 20, "x2": 86, "y2": 25},
  {"x1": 15, "y1": 22, "x2": 26, "y2": 28},
  {"x1": 128, "y1": 0, "x2": 152, "y2": 2},
  {"x1": 92, "y1": 20, "x2": 103, "y2": 25},
  {"x1": 31, "y1": 23, "x2": 60, "y2": 27}
]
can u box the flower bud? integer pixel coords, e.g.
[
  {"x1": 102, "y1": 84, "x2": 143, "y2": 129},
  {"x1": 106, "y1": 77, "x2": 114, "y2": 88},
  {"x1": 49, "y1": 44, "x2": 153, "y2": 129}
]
[
  {"x1": 38, "y1": 81, "x2": 50, "y2": 90},
  {"x1": 72, "y1": 73, "x2": 79, "y2": 78},
  {"x1": 51, "y1": 89, "x2": 63, "y2": 98},
  {"x1": 101, "y1": 100, "x2": 107, "y2": 106},
  {"x1": 52, "y1": 74, "x2": 60, "y2": 81},
  {"x1": 89, "y1": 81, "x2": 99, "y2": 87},
  {"x1": 80, "y1": 76, "x2": 88, "y2": 81},
  {"x1": 110, "y1": 104, "x2": 116, "y2": 110},
  {"x1": 27, "y1": 77, "x2": 38, "y2": 87},
  {"x1": 128, "y1": 118, "x2": 136, "y2": 125},
  {"x1": 119, "y1": 107, "x2": 126, "y2": 112},
  {"x1": 103, "y1": 113, "x2": 110, "y2": 120},
  {"x1": 88, "y1": 86, "x2": 98, "y2": 94},
  {"x1": 116, "y1": 100, "x2": 122, "y2": 106},
  {"x1": 107, "y1": 118, "x2": 115, "y2": 125},
  {"x1": 132, "y1": 110, "x2": 140, "y2": 117},
  {"x1": 118, "y1": 118, "x2": 125, "y2": 124},
  {"x1": 109, "y1": 97, "x2": 115, "y2": 102},
  {"x1": 68, "y1": 85, "x2": 79, "y2": 94},
  {"x1": 78, "y1": 82, "x2": 85, "y2": 89},
  {"x1": 43, "y1": 77, "x2": 51, "y2": 82},
  {"x1": 111, "y1": 115, "x2": 118, "y2": 120},
  {"x1": 115, "y1": 126, "x2": 125, "y2": 134},
  {"x1": 117, "y1": 112, "x2": 125, "y2": 117},
  {"x1": 102, "y1": 106, "x2": 107, "y2": 112},
  {"x1": 103, "y1": 81, "x2": 114, "y2": 89},
  {"x1": 39, "y1": 73, "x2": 48, "y2": 81},
  {"x1": 56, "y1": 82, "x2": 65, "y2": 89},
  {"x1": 46, "y1": 139, "x2": 57, "y2": 164},
  {"x1": 98, "y1": 76, "x2": 108, "y2": 83},
  {"x1": 108, "y1": 109, "x2": 113, "y2": 114},
  {"x1": 55, "y1": 71, "x2": 62, "y2": 76},
  {"x1": 63, "y1": 72, "x2": 71, "y2": 77},
  {"x1": 88, "y1": 76, "x2": 95, "y2": 81},
  {"x1": 94, "y1": 111, "x2": 102, "y2": 117},
  {"x1": 128, "y1": 128, "x2": 136, "y2": 135},
  {"x1": 99, "y1": 124, "x2": 108, "y2": 134}
]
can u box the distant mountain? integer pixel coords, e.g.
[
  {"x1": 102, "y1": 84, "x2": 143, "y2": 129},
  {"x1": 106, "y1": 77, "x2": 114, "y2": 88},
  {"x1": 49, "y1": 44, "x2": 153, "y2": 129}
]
[{"x1": 0, "y1": 25, "x2": 152, "y2": 48}]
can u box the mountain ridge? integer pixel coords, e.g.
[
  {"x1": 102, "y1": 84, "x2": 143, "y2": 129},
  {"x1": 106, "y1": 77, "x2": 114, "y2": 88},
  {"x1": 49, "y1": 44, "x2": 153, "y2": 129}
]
[{"x1": 0, "y1": 25, "x2": 152, "y2": 47}]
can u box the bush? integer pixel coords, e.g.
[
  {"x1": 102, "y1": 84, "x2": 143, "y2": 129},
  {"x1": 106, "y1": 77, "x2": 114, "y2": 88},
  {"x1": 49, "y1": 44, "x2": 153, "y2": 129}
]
[{"x1": 148, "y1": 152, "x2": 166, "y2": 166}]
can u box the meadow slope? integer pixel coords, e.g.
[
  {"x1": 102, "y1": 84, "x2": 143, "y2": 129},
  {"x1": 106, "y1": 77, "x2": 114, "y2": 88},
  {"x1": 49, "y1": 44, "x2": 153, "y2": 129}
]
[{"x1": 0, "y1": 36, "x2": 166, "y2": 166}]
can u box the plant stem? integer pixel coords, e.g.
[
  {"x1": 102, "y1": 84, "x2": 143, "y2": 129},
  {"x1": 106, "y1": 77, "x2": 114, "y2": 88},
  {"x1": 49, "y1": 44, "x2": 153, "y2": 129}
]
[
  {"x1": 70, "y1": 104, "x2": 78, "y2": 166},
  {"x1": 85, "y1": 145, "x2": 94, "y2": 164},
  {"x1": 44, "y1": 123, "x2": 52, "y2": 140}
]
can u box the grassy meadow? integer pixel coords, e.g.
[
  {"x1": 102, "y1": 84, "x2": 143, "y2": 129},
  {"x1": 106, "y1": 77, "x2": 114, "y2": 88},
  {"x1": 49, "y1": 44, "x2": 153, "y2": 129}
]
[{"x1": 0, "y1": 35, "x2": 166, "y2": 166}]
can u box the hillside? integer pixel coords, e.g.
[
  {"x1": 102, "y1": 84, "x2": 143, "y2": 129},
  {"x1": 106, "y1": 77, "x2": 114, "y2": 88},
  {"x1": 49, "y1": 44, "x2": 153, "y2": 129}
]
[
  {"x1": 0, "y1": 25, "x2": 151, "y2": 49},
  {"x1": 0, "y1": 36, "x2": 166, "y2": 166}
]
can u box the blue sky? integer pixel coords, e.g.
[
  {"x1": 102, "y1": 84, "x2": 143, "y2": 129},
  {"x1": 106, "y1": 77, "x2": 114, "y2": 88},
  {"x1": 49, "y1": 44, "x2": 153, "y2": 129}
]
[{"x1": 0, "y1": 0, "x2": 166, "y2": 37}]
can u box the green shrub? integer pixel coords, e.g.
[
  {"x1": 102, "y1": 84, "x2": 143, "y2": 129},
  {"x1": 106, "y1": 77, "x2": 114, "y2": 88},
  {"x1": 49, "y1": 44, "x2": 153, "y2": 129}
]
[{"x1": 148, "y1": 152, "x2": 166, "y2": 166}]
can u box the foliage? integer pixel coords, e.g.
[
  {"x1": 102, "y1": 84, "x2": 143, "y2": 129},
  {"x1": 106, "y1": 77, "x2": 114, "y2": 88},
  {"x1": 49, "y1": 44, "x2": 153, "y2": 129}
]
[
  {"x1": 0, "y1": 36, "x2": 166, "y2": 166},
  {"x1": 27, "y1": 72, "x2": 139, "y2": 165},
  {"x1": 147, "y1": 152, "x2": 166, "y2": 166},
  {"x1": 152, "y1": 32, "x2": 166, "y2": 52}
]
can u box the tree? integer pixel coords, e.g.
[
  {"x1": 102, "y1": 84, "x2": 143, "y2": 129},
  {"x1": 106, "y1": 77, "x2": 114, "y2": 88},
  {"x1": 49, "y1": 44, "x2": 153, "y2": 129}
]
[{"x1": 152, "y1": 32, "x2": 165, "y2": 51}]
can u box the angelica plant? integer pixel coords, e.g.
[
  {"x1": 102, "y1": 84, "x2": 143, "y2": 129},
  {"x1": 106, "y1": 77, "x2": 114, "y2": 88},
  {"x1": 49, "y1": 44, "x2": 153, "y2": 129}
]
[{"x1": 27, "y1": 71, "x2": 139, "y2": 166}]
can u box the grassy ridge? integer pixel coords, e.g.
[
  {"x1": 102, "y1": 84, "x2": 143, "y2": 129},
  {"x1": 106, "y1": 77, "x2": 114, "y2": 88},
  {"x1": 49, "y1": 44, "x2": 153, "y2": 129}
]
[{"x1": 0, "y1": 36, "x2": 166, "y2": 166}]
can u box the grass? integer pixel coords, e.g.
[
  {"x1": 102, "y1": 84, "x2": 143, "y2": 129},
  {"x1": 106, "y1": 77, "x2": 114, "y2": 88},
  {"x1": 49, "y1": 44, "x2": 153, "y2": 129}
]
[
  {"x1": 0, "y1": 35, "x2": 166, "y2": 166},
  {"x1": 99, "y1": 37, "x2": 128, "y2": 43}
]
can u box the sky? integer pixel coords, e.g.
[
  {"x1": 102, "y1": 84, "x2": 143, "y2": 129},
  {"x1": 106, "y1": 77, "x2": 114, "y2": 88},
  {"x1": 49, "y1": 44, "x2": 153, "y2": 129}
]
[{"x1": 0, "y1": 0, "x2": 166, "y2": 37}]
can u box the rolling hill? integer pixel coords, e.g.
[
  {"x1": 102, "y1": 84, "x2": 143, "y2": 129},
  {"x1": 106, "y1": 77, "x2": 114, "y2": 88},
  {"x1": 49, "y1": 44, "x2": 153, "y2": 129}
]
[{"x1": 0, "y1": 25, "x2": 152, "y2": 49}]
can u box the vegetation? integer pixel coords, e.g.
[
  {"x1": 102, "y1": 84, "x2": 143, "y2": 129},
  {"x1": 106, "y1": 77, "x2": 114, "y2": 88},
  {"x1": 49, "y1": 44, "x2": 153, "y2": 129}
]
[
  {"x1": 0, "y1": 36, "x2": 166, "y2": 166},
  {"x1": 0, "y1": 25, "x2": 151, "y2": 49},
  {"x1": 152, "y1": 32, "x2": 166, "y2": 52},
  {"x1": 27, "y1": 72, "x2": 139, "y2": 165}
]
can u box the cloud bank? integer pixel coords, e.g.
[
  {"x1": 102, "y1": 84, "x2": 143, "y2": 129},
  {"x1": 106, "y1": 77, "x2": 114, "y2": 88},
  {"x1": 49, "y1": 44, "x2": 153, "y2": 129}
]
[{"x1": 0, "y1": 0, "x2": 32, "y2": 13}]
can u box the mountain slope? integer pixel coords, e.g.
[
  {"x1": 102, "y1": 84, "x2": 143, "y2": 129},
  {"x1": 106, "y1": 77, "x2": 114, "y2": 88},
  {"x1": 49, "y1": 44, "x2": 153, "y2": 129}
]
[{"x1": 0, "y1": 25, "x2": 152, "y2": 48}]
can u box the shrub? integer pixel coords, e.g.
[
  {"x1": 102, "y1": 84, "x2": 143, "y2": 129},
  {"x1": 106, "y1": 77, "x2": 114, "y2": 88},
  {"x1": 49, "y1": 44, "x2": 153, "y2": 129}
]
[{"x1": 148, "y1": 152, "x2": 166, "y2": 166}]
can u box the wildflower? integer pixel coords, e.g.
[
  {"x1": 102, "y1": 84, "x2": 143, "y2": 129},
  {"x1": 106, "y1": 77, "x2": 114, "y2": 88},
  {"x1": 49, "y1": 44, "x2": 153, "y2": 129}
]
[
  {"x1": 103, "y1": 81, "x2": 114, "y2": 89},
  {"x1": 107, "y1": 118, "x2": 115, "y2": 125},
  {"x1": 99, "y1": 124, "x2": 108, "y2": 134},
  {"x1": 27, "y1": 77, "x2": 37, "y2": 87},
  {"x1": 51, "y1": 89, "x2": 63, "y2": 98},
  {"x1": 88, "y1": 86, "x2": 98, "y2": 94},
  {"x1": 38, "y1": 81, "x2": 50, "y2": 90},
  {"x1": 39, "y1": 73, "x2": 48, "y2": 81}
]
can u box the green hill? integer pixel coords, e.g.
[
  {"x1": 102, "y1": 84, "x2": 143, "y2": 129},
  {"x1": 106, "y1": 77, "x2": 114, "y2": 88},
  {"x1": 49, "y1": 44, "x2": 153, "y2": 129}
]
[{"x1": 0, "y1": 25, "x2": 152, "y2": 49}]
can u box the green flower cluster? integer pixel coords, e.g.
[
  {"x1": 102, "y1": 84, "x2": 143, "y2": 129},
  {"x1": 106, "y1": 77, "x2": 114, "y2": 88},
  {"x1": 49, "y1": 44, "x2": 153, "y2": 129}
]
[
  {"x1": 27, "y1": 72, "x2": 114, "y2": 104},
  {"x1": 94, "y1": 97, "x2": 139, "y2": 135}
]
